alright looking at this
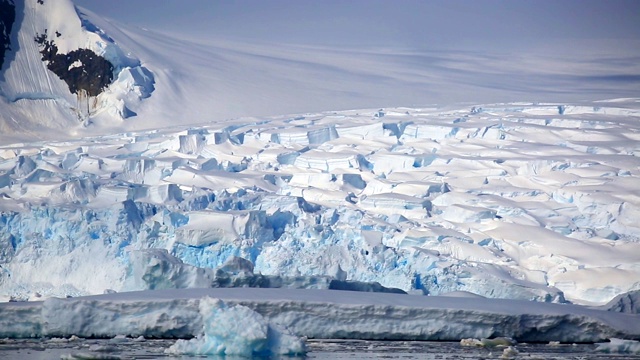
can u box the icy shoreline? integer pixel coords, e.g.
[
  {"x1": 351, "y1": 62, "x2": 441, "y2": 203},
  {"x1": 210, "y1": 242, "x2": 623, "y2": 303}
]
[{"x1": 1, "y1": 288, "x2": 638, "y2": 343}]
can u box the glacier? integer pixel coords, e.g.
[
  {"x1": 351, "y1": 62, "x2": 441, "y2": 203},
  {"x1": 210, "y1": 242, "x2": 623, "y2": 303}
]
[{"x1": 1, "y1": 102, "x2": 639, "y2": 306}]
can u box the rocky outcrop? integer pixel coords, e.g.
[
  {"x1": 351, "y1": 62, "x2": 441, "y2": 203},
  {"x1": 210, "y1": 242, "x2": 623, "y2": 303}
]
[
  {"x1": 34, "y1": 29, "x2": 114, "y2": 97},
  {"x1": 0, "y1": 0, "x2": 15, "y2": 70}
]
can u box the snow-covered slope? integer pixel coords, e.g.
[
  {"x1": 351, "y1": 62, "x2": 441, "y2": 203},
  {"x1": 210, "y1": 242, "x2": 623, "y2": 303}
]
[
  {"x1": 0, "y1": 0, "x2": 153, "y2": 140},
  {"x1": 1, "y1": 100, "x2": 639, "y2": 305}
]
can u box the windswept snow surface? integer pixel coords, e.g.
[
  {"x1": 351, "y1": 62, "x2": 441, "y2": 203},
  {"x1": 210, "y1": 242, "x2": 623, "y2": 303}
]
[
  {"x1": 0, "y1": 288, "x2": 638, "y2": 342},
  {"x1": 1, "y1": 101, "x2": 640, "y2": 306}
]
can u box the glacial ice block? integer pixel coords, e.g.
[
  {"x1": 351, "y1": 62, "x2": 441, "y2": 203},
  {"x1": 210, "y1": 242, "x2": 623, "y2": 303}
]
[{"x1": 166, "y1": 297, "x2": 306, "y2": 356}]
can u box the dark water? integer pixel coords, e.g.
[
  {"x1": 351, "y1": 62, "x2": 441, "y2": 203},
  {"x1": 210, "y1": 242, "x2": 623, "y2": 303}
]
[{"x1": 0, "y1": 338, "x2": 638, "y2": 360}]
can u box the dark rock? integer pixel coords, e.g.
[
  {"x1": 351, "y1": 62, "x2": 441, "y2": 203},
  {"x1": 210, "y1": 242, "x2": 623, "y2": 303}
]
[
  {"x1": 0, "y1": 0, "x2": 15, "y2": 70},
  {"x1": 34, "y1": 30, "x2": 114, "y2": 97},
  {"x1": 329, "y1": 279, "x2": 407, "y2": 294}
]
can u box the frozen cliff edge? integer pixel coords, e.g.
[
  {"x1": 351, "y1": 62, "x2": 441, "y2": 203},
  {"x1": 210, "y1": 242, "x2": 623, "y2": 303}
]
[{"x1": 0, "y1": 288, "x2": 638, "y2": 343}]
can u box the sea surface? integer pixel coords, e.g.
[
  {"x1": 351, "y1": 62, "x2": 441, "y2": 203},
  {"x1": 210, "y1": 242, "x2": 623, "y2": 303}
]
[{"x1": 0, "y1": 338, "x2": 638, "y2": 359}]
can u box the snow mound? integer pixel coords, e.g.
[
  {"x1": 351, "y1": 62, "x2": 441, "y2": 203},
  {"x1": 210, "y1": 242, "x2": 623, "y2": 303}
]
[
  {"x1": 166, "y1": 296, "x2": 306, "y2": 357},
  {"x1": 604, "y1": 290, "x2": 640, "y2": 314}
]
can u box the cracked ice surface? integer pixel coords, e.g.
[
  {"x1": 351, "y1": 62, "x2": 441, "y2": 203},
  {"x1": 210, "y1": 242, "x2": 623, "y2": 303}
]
[{"x1": 1, "y1": 102, "x2": 640, "y2": 305}]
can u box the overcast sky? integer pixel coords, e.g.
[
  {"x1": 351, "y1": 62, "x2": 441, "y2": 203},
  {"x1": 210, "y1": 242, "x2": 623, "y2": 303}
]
[{"x1": 73, "y1": 0, "x2": 640, "y2": 50}]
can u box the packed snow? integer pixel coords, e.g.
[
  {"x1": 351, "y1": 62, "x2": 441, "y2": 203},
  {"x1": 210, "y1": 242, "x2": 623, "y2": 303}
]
[{"x1": 2, "y1": 0, "x2": 640, "y2": 144}]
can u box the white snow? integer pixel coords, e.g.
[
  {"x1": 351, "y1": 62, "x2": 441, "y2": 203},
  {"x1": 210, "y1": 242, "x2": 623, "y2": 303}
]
[
  {"x1": 0, "y1": 0, "x2": 153, "y2": 139},
  {"x1": 2, "y1": 1, "x2": 640, "y2": 144}
]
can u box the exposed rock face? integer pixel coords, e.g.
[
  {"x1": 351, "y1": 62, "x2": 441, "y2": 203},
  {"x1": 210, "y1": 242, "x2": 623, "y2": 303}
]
[
  {"x1": 34, "y1": 30, "x2": 114, "y2": 97},
  {"x1": 0, "y1": 0, "x2": 15, "y2": 70}
]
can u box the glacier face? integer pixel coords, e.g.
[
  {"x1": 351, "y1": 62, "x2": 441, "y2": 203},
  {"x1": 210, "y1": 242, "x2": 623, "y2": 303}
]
[{"x1": 1, "y1": 102, "x2": 639, "y2": 305}]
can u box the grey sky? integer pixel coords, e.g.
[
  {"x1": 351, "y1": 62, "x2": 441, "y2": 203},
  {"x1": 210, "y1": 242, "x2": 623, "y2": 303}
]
[{"x1": 73, "y1": 0, "x2": 640, "y2": 50}]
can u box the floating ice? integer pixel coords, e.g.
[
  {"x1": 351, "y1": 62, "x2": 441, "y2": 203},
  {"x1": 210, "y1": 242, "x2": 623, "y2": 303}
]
[
  {"x1": 595, "y1": 338, "x2": 640, "y2": 354},
  {"x1": 165, "y1": 296, "x2": 306, "y2": 357}
]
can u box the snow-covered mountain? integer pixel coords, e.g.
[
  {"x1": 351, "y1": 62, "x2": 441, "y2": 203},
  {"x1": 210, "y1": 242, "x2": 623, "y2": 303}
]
[
  {"x1": 0, "y1": 0, "x2": 153, "y2": 141},
  {"x1": 0, "y1": 0, "x2": 639, "y2": 308}
]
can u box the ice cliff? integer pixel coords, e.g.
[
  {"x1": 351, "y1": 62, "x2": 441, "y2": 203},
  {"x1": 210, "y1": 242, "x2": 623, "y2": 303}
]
[{"x1": 1, "y1": 288, "x2": 638, "y2": 342}]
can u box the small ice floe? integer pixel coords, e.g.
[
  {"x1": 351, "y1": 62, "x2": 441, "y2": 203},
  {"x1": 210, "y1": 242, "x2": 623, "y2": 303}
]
[
  {"x1": 60, "y1": 353, "x2": 122, "y2": 359},
  {"x1": 460, "y1": 337, "x2": 517, "y2": 347},
  {"x1": 595, "y1": 338, "x2": 640, "y2": 354},
  {"x1": 501, "y1": 346, "x2": 519, "y2": 359},
  {"x1": 109, "y1": 335, "x2": 128, "y2": 343},
  {"x1": 132, "y1": 335, "x2": 146, "y2": 342}
]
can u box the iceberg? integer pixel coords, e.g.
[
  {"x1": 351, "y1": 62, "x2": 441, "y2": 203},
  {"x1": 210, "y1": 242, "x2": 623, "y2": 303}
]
[{"x1": 166, "y1": 296, "x2": 306, "y2": 357}]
